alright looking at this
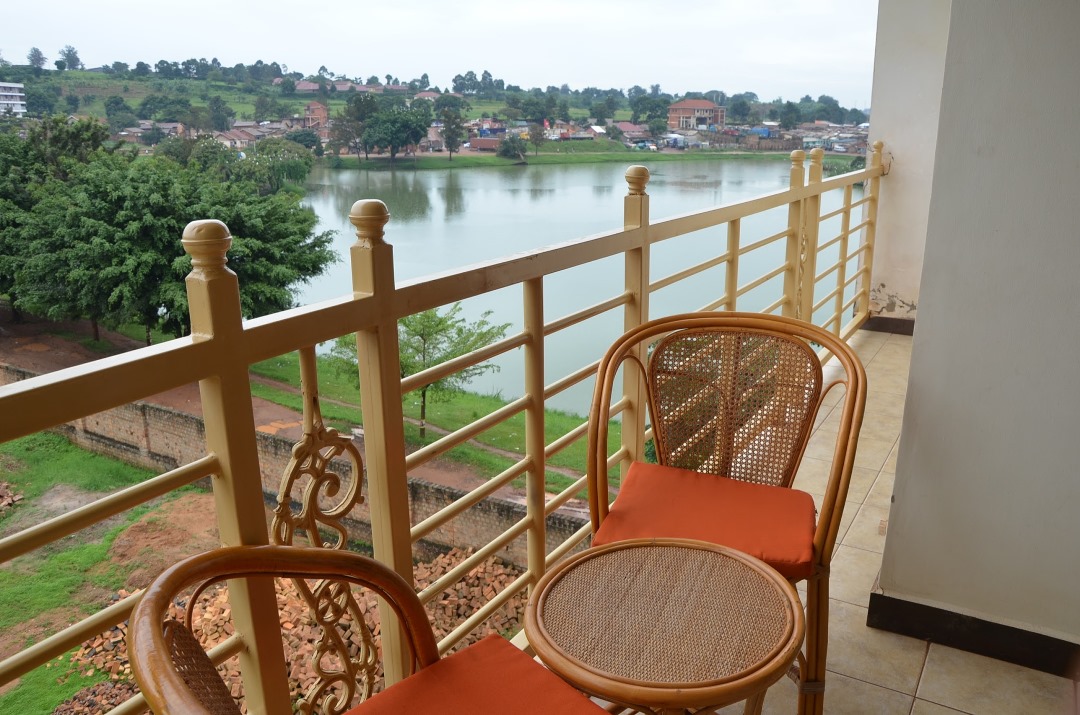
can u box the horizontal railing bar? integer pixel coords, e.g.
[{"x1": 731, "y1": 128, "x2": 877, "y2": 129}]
[
  {"x1": 842, "y1": 292, "x2": 861, "y2": 313},
  {"x1": 761, "y1": 295, "x2": 788, "y2": 314},
  {"x1": 817, "y1": 234, "x2": 843, "y2": 252},
  {"x1": 546, "y1": 523, "x2": 593, "y2": 565},
  {"x1": 0, "y1": 455, "x2": 219, "y2": 565},
  {"x1": 819, "y1": 204, "x2": 851, "y2": 222},
  {"x1": 697, "y1": 294, "x2": 729, "y2": 312},
  {"x1": 106, "y1": 692, "x2": 149, "y2": 715},
  {"x1": 848, "y1": 194, "x2": 872, "y2": 210},
  {"x1": 418, "y1": 517, "x2": 531, "y2": 604},
  {"x1": 649, "y1": 187, "x2": 804, "y2": 242},
  {"x1": 649, "y1": 252, "x2": 732, "y2": 293},
  {"x1": 0, "y1": 590, "x2": 141, "y2": 684},
  {"x1": 738, "y1": 227, "x2": 791, "y2": 256},
  {"x1": 736, "y1": 263, "x2": 789, "y2": 297},
  {"x1": 400, "y1": 332, "x2": 529, "y2": 395},
  {"x1": 606, "y1": 446, "x2": 630, "y2": 470},
  {"x1": 544, "y1": 293, "x2": 630, "y2": 337},
  {"x1": 410, "y1": 458, "x2": 529, "y2": 542},
  {"x1": 848, "y1": 218, "x2": 872, "y2": 234},
  {"x1": 394, "y1": 227, "x2": 647, "y2": 316},
  {"x1": 814, "y1": 287, "x2": 843, "y2": 313},
  {"x1": 544, "y1": 359, "x2": 601, "y2": 400},
  {"x1": 545, "y1": 421, "x2": 589, "y2": 461},
  {"x1": 404, "y1": 396, "x2": 530, "y2": 470},
  {"x1": 437, "y1": 570, "x2": 533, "y2": 655},
  {"x1": 242, "y1": 295, "x2": 379, "y2": 364},
  {"x1": 0, "y1": 338, "x2": 214, "y2": 443},
  {"x1": 545, "y1": 473, "x2": 589, "y2": 515},
  {"x1": 815, "y1": 259, "x2": 843, "y2": 284}
]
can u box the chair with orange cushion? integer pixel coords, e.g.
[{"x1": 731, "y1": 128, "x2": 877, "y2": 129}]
[
  {"x1": 128, "y1": 545, "x2": 607, "y2": 715},
  {"x1": 586, "y1": 312, "x2": 866, "y2": 715}
]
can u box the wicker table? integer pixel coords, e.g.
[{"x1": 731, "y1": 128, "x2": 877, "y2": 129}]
[{"x1": 525, "y1": 538, "x2": 804, "y2": 715}]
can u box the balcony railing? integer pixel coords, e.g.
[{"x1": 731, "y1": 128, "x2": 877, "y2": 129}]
[{"x1": 0, "y1": 144, "x2": 885, "y2": 714}]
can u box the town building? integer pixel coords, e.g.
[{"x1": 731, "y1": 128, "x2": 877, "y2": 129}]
[
  {"x1": 0, "y1": 82, "x2": 27, "y2": 117},
  {"x1": 666, "y1": 99, "x2": 724, "y2": 130}
]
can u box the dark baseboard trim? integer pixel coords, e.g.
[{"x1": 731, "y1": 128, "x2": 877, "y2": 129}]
[
  {"x1": 863, "y1": 315, "x2": 916, "y2": 335},
  {"x1": 867, "y1": 592, "x2": 1080, "y2": 680}
]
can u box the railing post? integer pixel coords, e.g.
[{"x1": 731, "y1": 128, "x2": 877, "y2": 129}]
[
  {"x1": 858, "y1": 141, "x2": 885, "y2": 321},
  {"x1": 783, "y1": 150, "x2": 807, "y2": 318},
  {"x1": 183, "y1": 220, "x2": 291, "y2": 715},
  {"x1": 622, "y1": 166, "x2": 650, "y2": 469},
  {"x1": 347, "y1": 199, "x2": 413, "y2": 684},
  {"x1": 724, "y1": 219, "x2": 740, "y2": 311},
  {"x1": 800, "y1": 148, "x2": 825, "y2": 322},
  {"x1": 522, "y1": 277, "x2": 546, "y2": 589}
]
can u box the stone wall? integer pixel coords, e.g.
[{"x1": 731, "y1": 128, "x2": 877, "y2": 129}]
[{"x1": 1, "y1": 364, "x2": 587, "y2": 567}]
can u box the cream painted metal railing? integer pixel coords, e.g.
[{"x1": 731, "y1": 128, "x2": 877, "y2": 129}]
[{"x1": 0, "y1": 144, "x2": 884, "y2": 713}]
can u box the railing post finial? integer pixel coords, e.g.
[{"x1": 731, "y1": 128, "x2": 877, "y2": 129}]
[
  {"x1": 349, "y1": 199, "x2": 391, "y2": 247},
  {"x1": 625, "y1": 165, "x2": 650, "y2": 196},
  {"x1": 182, "y1": 219, "x2": 232, "y2": 272},
  {"x1": 790, "y1": 149, "x2": 806, "y2": 171}
]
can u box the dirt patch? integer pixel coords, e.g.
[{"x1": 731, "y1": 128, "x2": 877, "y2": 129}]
[{"x1": 108, "y1": 492, "x2": 220, "y2": 590}]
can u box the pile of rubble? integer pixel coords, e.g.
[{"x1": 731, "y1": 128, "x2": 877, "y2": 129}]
[
  {"x1": 53, "y1": 548, "x2": 525, "y2": 713},
  {"x1": 0, "y1": 481, "x2": 21, "y2": 517}
]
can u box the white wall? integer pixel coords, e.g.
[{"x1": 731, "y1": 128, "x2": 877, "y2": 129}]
[
  {"x1": 879, "y1": 0, "x2": 1080, "y2": 643},
  {"x1": 866, "y1": 0, "x2": 950, "y2": 320}
]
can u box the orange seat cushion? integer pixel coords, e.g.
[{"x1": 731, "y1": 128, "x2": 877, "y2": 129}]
[
  {"x1": 345, "y1": 633, "x2": 605, "y2": 714},
  {"x1": 593, "y1": 461, "x2": 817, "y2": 580}
]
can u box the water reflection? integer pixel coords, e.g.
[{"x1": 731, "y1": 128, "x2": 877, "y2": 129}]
[{"x1": 440, "y1": 171, "x2": 465, "y2": 220}]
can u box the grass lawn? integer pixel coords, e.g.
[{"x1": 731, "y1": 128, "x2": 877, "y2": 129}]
[
  {"x1": 0, "y1": 658, "x2": 107, "y2": 715},
  {"x1": 0, "y1": 433, "x2": 154, "y2": 501}
]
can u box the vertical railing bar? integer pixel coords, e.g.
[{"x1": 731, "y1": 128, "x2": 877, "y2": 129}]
[
  {"x1": 347, "y1": 200, "x2": 413, "y2": 684},
  {"x1": 725, "y1": 218, "x2": 740, "y2": 311},
  {"x1": 523, "y1": 277, "x2": 546, "y2": 591},
  {"x1": 801, "y1": 148, "x2": 824, "y2": 323},
  {"x1": 182, "y1": 220, "x2": 291, "y2": 714},
  {"x1": 835, "y1": 184, "x2": 854, "y2": 337},
  {"x1": 857, "y1": 141, "x2": 885, "y2": 322},
  {"x1": 783, "y1": 151, "x2": 807, "y2": 318},
  {"x1": 620, "y1": 166, "x2": 651, "y2": 472}
]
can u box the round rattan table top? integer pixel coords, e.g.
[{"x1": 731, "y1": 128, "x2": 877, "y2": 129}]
[{"x1": 525, "y1": 538, "x2": 804, "y2": 713}]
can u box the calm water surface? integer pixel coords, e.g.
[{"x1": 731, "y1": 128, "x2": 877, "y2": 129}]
[{"x1": 300, "y1": 160, "x2": 845, "y2": 412}]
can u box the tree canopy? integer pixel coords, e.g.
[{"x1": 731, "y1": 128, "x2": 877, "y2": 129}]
[{"x1": 0, "y1": 116, "x2": 335, "y2": 342}]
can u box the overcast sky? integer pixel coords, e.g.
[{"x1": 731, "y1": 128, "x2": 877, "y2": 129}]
[{"x1": 4, "y1": 1, "x2": 879, "y2": 108}]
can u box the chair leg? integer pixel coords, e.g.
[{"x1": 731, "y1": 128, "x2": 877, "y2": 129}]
[{"x1": 797, "y1": 575, "x2": 828, "y2": 715}]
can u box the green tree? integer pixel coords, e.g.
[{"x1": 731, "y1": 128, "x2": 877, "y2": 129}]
[
  {"x1": 780, "y1": 101, "x2": 801, "y2": 130},
  {"x1": 528, "y1": 124, "x2": 547, "y2": 156},
  {"x1": 328, "y1": 114, "x2": 368, "y2": 160},
  {"x1": 333, "y1": 303, "x2": 510, "y2": 438},
  {"x1": 363, "y1": 107, "x2": 429, "y2": 164},
  {"x1": 242, "y1": 137, "x2": 314, "y2": 192},
  {"x1": 54, "y1": 60, "x2": 66, "y2": 72},
  {"x1": 284, "y1": 129, "x2": 319, "y2": 149},
  {"x1": 439, "y1": 107, "x2": 467, "y2": 160},
  {"x1": 58, "y1": 46, "x2": 83, "y2": 71},
  {"x1": 27, "y1": 47, "x2": 46, "y2": 70},
  {"x1": 64, "y1": 95, "x2": 80, "y2": 113},
  {"x1": 497, "y1": 134, "x2": 527, "y2": 161},
  {"x1": 207, "y1": 95, "x2": 235, "y2": 131}
]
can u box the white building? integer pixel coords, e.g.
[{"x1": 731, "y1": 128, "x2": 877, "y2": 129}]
[{"x1": 0, "y1": 82, "x2": 27, "y2": 117}]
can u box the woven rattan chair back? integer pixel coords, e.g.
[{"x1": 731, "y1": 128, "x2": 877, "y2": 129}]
[
  {"x1": 129, "y1": 546, "x2": 441, "y2": 715},
  {"x1": 647, "y1": 327, "x2": 821, "y2": 487},
  {"x1": 162, "y1": 619, "x2": 241, "y2": 715}
]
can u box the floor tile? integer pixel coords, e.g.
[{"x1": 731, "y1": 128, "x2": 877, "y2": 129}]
[
  {"x1": 830, "y1": 545, "x2": 883, "y2": 608},
  {"x1": 796, "y1": 457, "x2": 876, "y2": 501},
  {"x1": 882, "y1": 440, "x2": 900, "y2": 474},
  {"x1": 917, "y1": 644, "x2": 1075, "y2": 715},
  {"x1": 841, "y1": 503, "x2": 891, "y2": 552},
  {"x1": 825, "y1": 600, "x2": 927, "y2": 695},
  {"x1": 911, "y1": 699, "x2": 970, "y2": 714},
  {"x1": 865, "y1": 471, "x2": 895, "y2": 510},
  {"x1": 819, "y1": 672, "x2": 914, "y2": 714}
]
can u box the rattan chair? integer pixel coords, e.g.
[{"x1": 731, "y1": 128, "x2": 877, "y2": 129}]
[
  {"x1": 129, "y1": 545, "x2": 607, "y2": 715},
  {"x1": 586, "y1": 312, "x2": 866, "y2": 715}
]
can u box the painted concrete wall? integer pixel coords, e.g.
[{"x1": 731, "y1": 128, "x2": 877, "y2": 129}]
[
  {"x1": 866, "y1": 0, "x2": 950, "y2": 320},
  {"x1": 879, "y1": 0, "x2": 1080, "y2": 643}
]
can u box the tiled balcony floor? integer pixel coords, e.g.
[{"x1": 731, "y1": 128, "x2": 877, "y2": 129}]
[{"x1": 717, "y1": 330, "x2": 1079, "y2": 715}]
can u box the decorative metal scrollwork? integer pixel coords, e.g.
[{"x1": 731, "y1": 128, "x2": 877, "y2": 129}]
[{"x1": 270, "y1": 346, "x2": 377, "y2": 713}]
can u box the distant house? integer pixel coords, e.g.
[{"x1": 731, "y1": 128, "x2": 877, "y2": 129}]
[
  {"x1": 414, "y1": 91, "x2": 441, "y2": 101},
  {"x1": 0, "y1": 82, "x2": 27, "y2": 117},
  {"x1": 303, "y1": 102, "x2": 328, "y2": 130},
  {"x1": 614, "y1": 121, "x2": 649, "y2": 141},
  {"x1": 471, "y1": 137, "x2": 501, "y2": 152},
  {"x1": 667, "y1": 99, "x2": 725, "y2": 130},
  {"x1": 294, "y1": 81, "x2": 322, "y2": 93}
]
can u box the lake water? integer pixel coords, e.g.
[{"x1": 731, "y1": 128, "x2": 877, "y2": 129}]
[{"x1": 300, "y1": 159, "x2": 848, "y2": 413}]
